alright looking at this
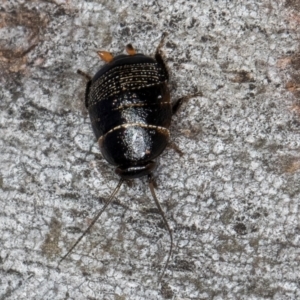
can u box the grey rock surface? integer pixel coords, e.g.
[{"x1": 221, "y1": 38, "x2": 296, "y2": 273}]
[{"x1": 1, "y1": 0, "x2": 300, "y2": 299}]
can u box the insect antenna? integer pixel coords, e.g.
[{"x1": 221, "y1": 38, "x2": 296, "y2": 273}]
[
  {"x1": 59, "y1": 178, "x2": 124, "y2": 265},
  {"x1": 148, "y1": 174, "x2": 173, "y2": 283}
]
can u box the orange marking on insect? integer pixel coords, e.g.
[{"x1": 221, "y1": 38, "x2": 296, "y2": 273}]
[{"x1": 97, "y1": 51, "x2": 114, "y2": 62}]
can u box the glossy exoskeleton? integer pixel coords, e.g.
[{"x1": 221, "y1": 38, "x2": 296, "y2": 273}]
[{"x1": 60, "y1": 35, "x2": 197, "y2": 282}]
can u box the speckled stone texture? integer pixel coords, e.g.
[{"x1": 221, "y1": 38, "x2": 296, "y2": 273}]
[{"x1": 1, "y1": 1, "x2": 300, "y2": 299}]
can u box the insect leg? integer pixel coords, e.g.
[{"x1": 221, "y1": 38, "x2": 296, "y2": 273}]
[
  {"x1": 77, "y1": 69, "x2": 92, "y2": 81},
  {"x1": 172, "y1": 92, "x2": 202, "y2": 115},
  {"x1": 77, "y1": 69, "x2": 92, "y2": 109},
  {"x1": 155, "y1": 33, "x2": 169, "y2": 81}
]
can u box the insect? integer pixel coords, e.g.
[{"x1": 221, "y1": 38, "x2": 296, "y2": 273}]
[{"x1": 60, "y1": 34, "x2": 199, "y2": 281}]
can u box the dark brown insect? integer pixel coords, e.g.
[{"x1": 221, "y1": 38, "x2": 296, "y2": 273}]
[{"x1": 60, "y1": 34, "x2": 199, "y2": 282}]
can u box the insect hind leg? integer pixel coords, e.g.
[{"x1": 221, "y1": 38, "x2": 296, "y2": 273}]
[
  {"x1": 155, "y1": 33, "x2": 169, "y2": 80},
  {"x1": 77, "y1": 69, "x2": 92, "y2": 81},
  {"x1": 77, "y1": 69, "x2": 92, "y2": 109}
]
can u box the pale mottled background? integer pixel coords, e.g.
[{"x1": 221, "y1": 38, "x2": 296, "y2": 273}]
[{"x1": 1, "y1": 0, "x2": 300, "y2": 299}]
